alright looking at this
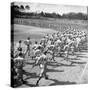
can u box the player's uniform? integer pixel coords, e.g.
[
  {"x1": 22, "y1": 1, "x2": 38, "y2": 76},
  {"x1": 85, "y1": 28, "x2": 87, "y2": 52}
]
[
  {"x1": 64, "y1": 44, "x2": 69, "y2": 60},
  {"x1": 70, "y1": 43, "x2": 75, "y2": 55},
  {"x1": 13, "y1": 54, "x2": 25, "y2": 87},
  {"x1": 14, "y1": 42, "x2": 23, "y2": 57},
  {"x1": 35, "y1": 54, "x2": 48, "y2": 86},
  {"x1": 40, "y1": 38, "x2": 47, "y2": 48},
  {"x1": 75, "y1": 37, "x2": 81, "y2": 51},
  {"x1": 24, "y1": 39, "x2": 32, "y2": 56}
]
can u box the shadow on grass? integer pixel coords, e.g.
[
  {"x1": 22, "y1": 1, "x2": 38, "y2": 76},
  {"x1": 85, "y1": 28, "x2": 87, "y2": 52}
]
[
  {"x1": 77, "y1": 55, "x2": 88, "y2": 58},
  {"x1": 23, "y1": 81, "x2": 37, "y2": 87},
  {"x1": 70, "y1": 61, "x2": 86, "y2": 65},
  {"x1": 46, "y1": 68, "x2": 64, "y2": 72},
  {"x1": 75, "y1": 53, "x2": 86, "y2": 56},
  {"x1": 48, "y1": 79, "x2": 76, "y2": 86},
  {"x1": 68, "y1": 57, "x2": 80, "y2": 61},
  {"x1": 23, "y1": 70, "x2": 39, "y2": 79},
  {"x1": 25, "y1": 62, "x2": 35, "y2": 65},
  {"x1": 47, "y1": 62, "x2": 76, "y2": 67},
  {"x1": 82, "y1": 49, "x2": 88, "y2": 52}
]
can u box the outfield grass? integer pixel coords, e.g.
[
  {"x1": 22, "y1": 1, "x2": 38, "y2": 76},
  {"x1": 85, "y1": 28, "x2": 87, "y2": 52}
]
[
  {"x1": 13, "y1": 18, "x2": 88, "y2": 43},
  {"x1": 14, "y1": 18, "x2": 88, "y2": 33}
]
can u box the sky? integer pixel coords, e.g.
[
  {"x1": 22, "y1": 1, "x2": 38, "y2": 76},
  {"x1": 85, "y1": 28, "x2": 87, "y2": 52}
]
[{"x1": 14, "y1": 2, "x2": 88, "y2": 15}]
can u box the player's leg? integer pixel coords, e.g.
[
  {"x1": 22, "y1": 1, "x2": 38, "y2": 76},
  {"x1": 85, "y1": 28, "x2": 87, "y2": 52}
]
[
  {"x1": 71, "y1": 48, "x2": 74, "y2": 55},
  {"x1": 36, "y1": 76, "x2": 42, "y2": 86},
  {"x1": 36, "y1": 65, "x2": 44, "y2": 86},
  {"x1": 24, "y1": 47, "x2": 28, "y2": 56},
  {"x1": 64, "y1": 51, "x2": 68, "y2": 61},
  {"x1": 52, "y1": 52, "x2": 56, "y2": 62},
  {"x1": 44, "y1": 64, "x2": 48, "y2": 79},
  {"x1": 28, "y1": 46, "x2": 31, "y2": 56}
]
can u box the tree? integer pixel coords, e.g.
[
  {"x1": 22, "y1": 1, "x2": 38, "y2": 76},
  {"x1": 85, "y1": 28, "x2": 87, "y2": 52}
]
[
  {"x1": 40, "y1": 11, "x2": 44, "y2": 16},
  {"x1": 25, "y1": 5, "x2": 30, "y2": 10},
  {"x1": 20, "y1": 5, "x2": 24, "y2": 10}
]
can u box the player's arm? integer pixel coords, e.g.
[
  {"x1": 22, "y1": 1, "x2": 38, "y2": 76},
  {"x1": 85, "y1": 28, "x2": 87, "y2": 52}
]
[{"x1": 32, "y1": 57, "x2": 40, "y2": 68}]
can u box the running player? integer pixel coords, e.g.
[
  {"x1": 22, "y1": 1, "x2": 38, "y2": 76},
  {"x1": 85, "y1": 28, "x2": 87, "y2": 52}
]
[
  {"x1": 14, "y1": 40, "x2": 23, "y2": 57},
  {"x1": 24, "y1": 37, "x2": 32, "y2": 56},
  {"x1": 13, "y1": 50, "x2": 25, "y2": 87},
  {"x1": 32, "y1": 51, "x2": 49, "y2": 86}
]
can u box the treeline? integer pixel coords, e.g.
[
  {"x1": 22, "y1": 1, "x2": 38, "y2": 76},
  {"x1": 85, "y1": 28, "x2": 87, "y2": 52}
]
[{"x1": 11, "y1": 4, "x2": 88, "y2": 24}]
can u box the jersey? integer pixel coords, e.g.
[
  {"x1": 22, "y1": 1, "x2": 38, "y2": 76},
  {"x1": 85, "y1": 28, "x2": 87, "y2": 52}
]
[
  {"x1": 14, "y1": 56, "x2": 24, "y2": 69},
  {"x1": 24, "y1": 40, "x2": 31, "y2": 46},
  {"x1": 37, "y1": 54, "x2": 47, "y2": 66}
]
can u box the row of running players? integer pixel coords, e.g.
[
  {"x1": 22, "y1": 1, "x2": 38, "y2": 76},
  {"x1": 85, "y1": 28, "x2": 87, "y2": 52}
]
[
  {"x1": 14, "y1": 29, "x2": 87, "y2": 60},
  {"x1": 11, "y1": 30, "x2": 87, "y2": 87}
]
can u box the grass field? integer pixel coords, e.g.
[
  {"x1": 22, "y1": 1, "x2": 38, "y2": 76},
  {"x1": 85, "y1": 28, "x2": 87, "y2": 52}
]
[
  {"x1": 13, "y1": 18, "x2": 88, "y2": 42},
  {"x1": 12, "y1": 18, "x2": 88, "y2": 87},
  {"x1": 14, "y1": 18, "x2": 88, "y2": 33}
]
